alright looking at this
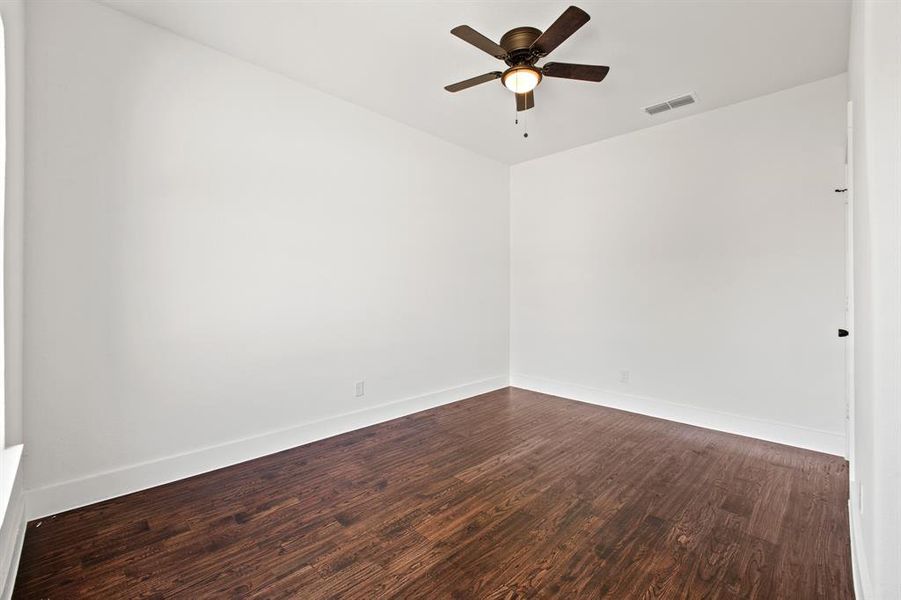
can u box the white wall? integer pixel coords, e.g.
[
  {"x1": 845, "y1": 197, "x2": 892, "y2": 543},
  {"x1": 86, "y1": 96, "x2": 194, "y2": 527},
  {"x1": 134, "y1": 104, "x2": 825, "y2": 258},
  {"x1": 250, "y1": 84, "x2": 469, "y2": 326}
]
[
  {"x1": 1, "y1": 0, "x2": 23, "y2": 452},
  {"x1": 511, "y1": 75, "x2": 849, "y2": 455},
  {"x1": 0, "y1": 0, "x2": 25, "y2": 596},
  {"x1": 847, "y1": 0, "x2": 901, "y2": 597},
  {"x1": 24, "y1": 0, "x2": 509, "y2": 516}
]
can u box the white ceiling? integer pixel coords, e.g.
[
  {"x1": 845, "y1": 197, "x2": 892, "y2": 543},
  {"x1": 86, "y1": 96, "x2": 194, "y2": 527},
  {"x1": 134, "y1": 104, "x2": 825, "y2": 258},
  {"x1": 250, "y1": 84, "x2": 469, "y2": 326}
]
[{"x1": 100, "y1": 0, "x2": 850, "y2": 164}]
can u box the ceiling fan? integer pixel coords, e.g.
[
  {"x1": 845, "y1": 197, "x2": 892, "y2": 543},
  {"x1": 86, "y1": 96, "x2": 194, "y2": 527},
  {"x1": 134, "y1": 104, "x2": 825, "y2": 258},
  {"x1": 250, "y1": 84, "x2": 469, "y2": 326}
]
[{"x1": 444, "y1": 5, "x2": 609, "y2": 113}]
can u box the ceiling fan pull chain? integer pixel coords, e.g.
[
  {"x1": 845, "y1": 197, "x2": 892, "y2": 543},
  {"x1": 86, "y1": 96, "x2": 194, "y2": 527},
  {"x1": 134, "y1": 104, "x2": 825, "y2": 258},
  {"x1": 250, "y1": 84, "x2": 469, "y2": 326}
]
[{"x1": 523, "y1": 110, "x2": 529, "y2": 138}]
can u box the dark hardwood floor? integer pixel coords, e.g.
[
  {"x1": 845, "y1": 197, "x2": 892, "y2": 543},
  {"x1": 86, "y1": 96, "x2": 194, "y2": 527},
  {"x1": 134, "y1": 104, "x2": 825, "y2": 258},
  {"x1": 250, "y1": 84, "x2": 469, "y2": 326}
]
[{"x1": 14, "y1": 387, "x2": 853, "y2": 599}]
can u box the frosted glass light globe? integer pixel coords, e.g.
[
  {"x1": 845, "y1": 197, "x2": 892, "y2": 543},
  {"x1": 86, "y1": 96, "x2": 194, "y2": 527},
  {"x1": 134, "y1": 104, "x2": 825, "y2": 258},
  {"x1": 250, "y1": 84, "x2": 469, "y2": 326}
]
[{"x1": 503, "y1": 67, "x2": 541, "y2": 94}]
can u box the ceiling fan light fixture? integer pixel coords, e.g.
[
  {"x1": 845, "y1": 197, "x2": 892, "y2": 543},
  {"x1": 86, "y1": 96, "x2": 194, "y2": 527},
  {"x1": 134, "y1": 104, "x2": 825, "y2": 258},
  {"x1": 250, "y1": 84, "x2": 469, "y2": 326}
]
[
  {"x1": 502, "y1": 66, "x2": 542, "y2": 94},
  {"x1": 445, "y1": 6, "x2": 607, "y2": 114}
]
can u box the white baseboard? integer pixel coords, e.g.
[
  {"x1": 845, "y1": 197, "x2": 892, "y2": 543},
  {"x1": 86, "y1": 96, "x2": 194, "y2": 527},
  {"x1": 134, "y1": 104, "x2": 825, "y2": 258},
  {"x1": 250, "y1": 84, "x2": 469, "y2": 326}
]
[
  {"x1": 849, "y1": 489, "x2": 872, "y2": 600},
  {"x1": 27, "y1": 376, "x2": 509, "y2": 519},
  {"x1": 0, "y1": 512, "x2": 25, "y2": 600},
  {"x1": 510, "y1": 374, "x2": 845, "y2": 456},
  {"x1": 0, "y1": 450, "x2": 25, "y2": 600}
]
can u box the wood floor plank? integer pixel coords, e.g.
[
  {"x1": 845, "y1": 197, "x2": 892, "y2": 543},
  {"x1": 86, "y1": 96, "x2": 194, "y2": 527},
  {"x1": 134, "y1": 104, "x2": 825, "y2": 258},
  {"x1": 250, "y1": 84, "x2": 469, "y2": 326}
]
[{"x1": 13, "y1": 387, "x2": 853, "y2": 599}]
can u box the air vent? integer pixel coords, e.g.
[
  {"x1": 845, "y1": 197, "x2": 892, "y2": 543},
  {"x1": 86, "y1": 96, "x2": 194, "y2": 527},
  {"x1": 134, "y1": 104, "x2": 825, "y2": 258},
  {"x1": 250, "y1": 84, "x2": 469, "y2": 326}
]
[
  {"x1": 644, "y1": 102, "x2": 670, "y2": 115},
  {"x1": 643, "y1": 92, "x2": 698, "y2": 115},
  {"x1": 667, "y1": 94, "x2": 695, "y2": 109}
]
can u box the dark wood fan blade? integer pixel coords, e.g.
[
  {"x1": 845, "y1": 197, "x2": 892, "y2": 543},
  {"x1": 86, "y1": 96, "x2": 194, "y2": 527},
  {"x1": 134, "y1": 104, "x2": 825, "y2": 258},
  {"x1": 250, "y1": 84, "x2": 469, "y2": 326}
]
[
  {"x1": 450, "y1": 25, "x2": 508, "y2": 59},
  {"x1": 542, "y1": 62, "x2": 609, "y2": 82},
  {"x1": 516, "y1": 91, "x2": 535, "y2": 112},
  {"x1": 530, "y1": 6, "x2": 590, "y2": 56},
  {"x1": 444, "y1": 72, "x2": 502, "y2": 93}
]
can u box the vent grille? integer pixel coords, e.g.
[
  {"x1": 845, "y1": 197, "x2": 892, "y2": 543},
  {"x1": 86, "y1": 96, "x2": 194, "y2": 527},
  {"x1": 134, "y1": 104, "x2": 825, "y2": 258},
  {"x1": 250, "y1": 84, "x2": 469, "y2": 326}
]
[
  {"x1": 643, "y1": 92, "x2": 698, "y2": 115},
  {"x1": 644, "y1": 102, "x2": 670, "y2": 115},
  {"x1": 667, "y1": 94, "x2": 695, "y2": 109}
]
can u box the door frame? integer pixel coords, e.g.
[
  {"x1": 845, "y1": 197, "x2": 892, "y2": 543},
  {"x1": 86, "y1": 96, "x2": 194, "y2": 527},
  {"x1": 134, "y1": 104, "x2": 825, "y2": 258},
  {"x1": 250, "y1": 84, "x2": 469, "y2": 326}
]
[{"x1": 845, "y1": 99, "x2": 855, "y2": 474}]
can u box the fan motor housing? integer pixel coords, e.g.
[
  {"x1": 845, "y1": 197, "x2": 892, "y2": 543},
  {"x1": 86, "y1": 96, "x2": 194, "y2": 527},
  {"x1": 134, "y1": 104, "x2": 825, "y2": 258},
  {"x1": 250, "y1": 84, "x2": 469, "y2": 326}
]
[{"x1": 500, "y1": 26, "x2": 542, "y2": 65}]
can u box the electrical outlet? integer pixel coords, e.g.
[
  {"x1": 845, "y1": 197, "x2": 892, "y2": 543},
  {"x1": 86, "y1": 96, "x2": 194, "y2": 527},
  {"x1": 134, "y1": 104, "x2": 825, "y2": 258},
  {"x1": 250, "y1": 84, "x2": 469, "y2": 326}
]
[
  {"x1": 355, "y1": 381, "x2": 365, "y2": 397},
  {"x1": 619, "y1": 370, "x2": 631, "y2": 384}
]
